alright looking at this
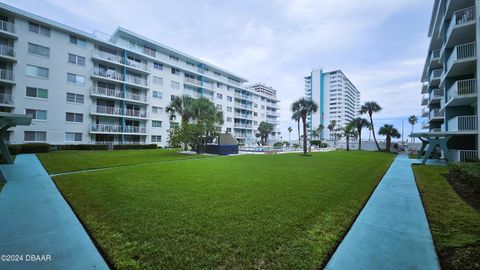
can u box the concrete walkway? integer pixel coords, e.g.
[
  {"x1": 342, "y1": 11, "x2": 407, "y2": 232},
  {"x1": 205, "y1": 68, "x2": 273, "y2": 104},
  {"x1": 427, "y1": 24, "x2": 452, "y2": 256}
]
[
  {"x1": 0, "y1": 155, "x2": 108, "y2": 270},
  {"x1": 325, "y1": 155, "x2": 440, "y2": 270}
]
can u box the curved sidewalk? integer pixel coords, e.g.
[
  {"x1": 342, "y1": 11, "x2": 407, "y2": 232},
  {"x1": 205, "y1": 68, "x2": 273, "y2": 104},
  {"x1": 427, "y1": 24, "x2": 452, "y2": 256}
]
[
  {"x1": 0, "y1": 154, "x2": 108, "y2": 270},
  {"x1": 325, "y1": 155, "x2": 440, "y2": 270}
]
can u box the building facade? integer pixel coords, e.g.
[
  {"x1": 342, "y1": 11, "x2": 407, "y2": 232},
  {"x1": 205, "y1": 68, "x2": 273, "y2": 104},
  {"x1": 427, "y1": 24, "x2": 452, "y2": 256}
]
[
  {"x1": 0, "y1": 3, "x2": 280, "y2": 147},
  {"x1": 421, "y1": 0, "x2": 478, "y2": 161},
  {"x1": 304, "y1": 69, "x2": 360, "y2": 140}
]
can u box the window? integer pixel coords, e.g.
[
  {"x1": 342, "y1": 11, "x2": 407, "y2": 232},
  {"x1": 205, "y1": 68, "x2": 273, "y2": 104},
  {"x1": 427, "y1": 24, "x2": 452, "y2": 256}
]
[
  {"x1": 216, "y1": 104, "x2": 222, "y2": 110},
  {"x1": 226, "y1": 127, "x2": 231, "y2": 132},
  {"x1": 227, "y1": 106, "x2": 232, "y2": 112},
  {"x1": 153, "y1": 62, "x2": 163, "y2": 70},
  {"x1": 171, "y1": 81, "x2": 180, "y2": 89},
  {"x1": 214, "y1": 71, "x2": 221, "y2": 76},
  {"x1": 170, "y1": 122, "x2": 179, "y2": 128},
  {"x1": 66, "y1": 93, "x2": 84, "y2": 104},
  {"x1": 261, "y1": 105, "x2": 265, "y2": 110},
  {"x1": 226, "y1": 117, "x2": 232, "y2": 122},
  {"x1": 216, "y1": 93, "x2": 223, "y2": 99},
  {"x1": 227, "y1": 96, "x2": 232, "y2": 102},
  {"x1": 25, "y1": 109, "x2": 47, "y2": 120},
  {"x1": 26, "y1": 87, "x2": 48, "y2": 99},
  {"x1": 152, "y1": 91, "x2": 162, "y2": 99},
  {"x1": 151, "y1": 135, "x2": 162, "y2": 142},
  {"x1": 24, "y1": 131, "x2": 46, "y2": 142},
  {"x1": 254, "y1": 121, "x2": 258, "y2": 125},
  {"x1": 69, "y1": 35, "x2": 86, "y2": 47},
  {"x1": 65, "y1": 132, "x2": 82, "y2": 142},
  {"x1": 152, "y1": 106, "x2": 163, "y2": 114},
  {"x1": 171, "y1": 68, "x2": 180, "y2": 75},
  {"x1": 254, "y1": 112, "x2": 258, "y2": 116},
  {"x1": 217, "y1": 82, "x2": 223, "y2": 88},
  {"x1": 67, "y1": 73, "x2": 85, "y2": 85},
  {"x1": 28, "y1": 21, "x2": 50, "y2": 36},
  {"x1": 169, "y1": 55, "x2": 179, "y2": 61},
  {"x1": 26, "y1": 65, "x2": 49, "y2": 79},
  {"x1": 68, "y1": 53, "x2": 86, "y2": 66},
  {"x1": 152, "y1": 120, "x2": 162, "y2": 128},
  {"x1": 27, "y1": 43, "x2": 50, "y2": 57},
  {"x1": 65, "y1": 112, "x2": 83, "y2": 123},
  {"x1": 153, "y1": 76, "x2": 163, "y2": 85},
  {"x1": 171, "y1": 95, "x2": 176, "y2": 101}
]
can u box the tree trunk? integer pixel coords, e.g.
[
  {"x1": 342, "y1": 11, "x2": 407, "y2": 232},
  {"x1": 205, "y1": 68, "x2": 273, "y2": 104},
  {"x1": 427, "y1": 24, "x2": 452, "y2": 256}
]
[
  {"x1": 346, "y1": 136, "x2": 350, "y2": 151},
  {"x1": 358, "y1": 129, "x2": 362, "y2": 150},
  {"x1": 297, "y1": 120, "x2": 301, "y2": 145},
  {"x1": 302, "y1": 116, "x2": 307, "y2": 155},
  {"x1": 411, "y1": 125, "x2": 415, "y2": 143},
  {"x1": 386, "y1": 136, "x2": 391, "y2": 152},
  {"x1": 369, "y1": 113, "x2": 381, "y2": 151}
]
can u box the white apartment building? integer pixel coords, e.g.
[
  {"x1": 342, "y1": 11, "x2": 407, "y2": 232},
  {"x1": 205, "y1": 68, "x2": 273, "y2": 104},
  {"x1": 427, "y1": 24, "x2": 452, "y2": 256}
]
[
  {"x1": 305, "y1": 69, "x2": 361, "y2": 140},
  {"x1": 420, "y1": 0, "x2": 478, "y2": 161},
  {"x1": 246, "y1": 83, "x2": 281, "y2": 143},
  {"x1": 0, "y1": 3, "x2": 280, "y2": 147}
]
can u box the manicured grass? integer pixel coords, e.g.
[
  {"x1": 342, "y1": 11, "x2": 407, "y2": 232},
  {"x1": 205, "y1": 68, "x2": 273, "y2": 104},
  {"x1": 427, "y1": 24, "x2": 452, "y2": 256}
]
[
  {"x1": 413, "y1": 165, "x2": 480, "y2": 269},
  {"x1": 53, "y1": 151, "x2": 394, "y2": 269},
  {"x1": 37, "y1": 149, "x2": 205, "y2": 174}
]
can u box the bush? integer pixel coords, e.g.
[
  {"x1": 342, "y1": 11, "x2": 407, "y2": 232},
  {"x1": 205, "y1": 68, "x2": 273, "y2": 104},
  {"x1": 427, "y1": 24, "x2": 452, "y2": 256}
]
[
  {"x1": 19, "y1": 143, "x2": 50, "y2": 153},
  {"x1": 57, "y1": 144, "x2": 109, "y2": 151},
  {"x1": 310, "y1": 140, "x2": 329, "y2": 148},
  {"x1": 8, "y1": 145, "x2": 21, "y2": 155},
  {"x1": 113, "y1": 144, "x2": 158, "y2": 150},
  {"x1": 292, "y1": 143, "x2": 300, "y2": 148},
  {"x1": 449, "y1": 162, "x2": 480, "y2": 192}
]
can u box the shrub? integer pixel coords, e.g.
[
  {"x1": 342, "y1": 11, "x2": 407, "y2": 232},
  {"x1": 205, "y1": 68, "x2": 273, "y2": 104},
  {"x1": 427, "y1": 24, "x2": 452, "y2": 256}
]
[
  {"x1": 449, "y1": 162, "x2": 480, "y2": 192},
  {"x1": 292, "y1": 143, "x2": 300, "y2": 148},
  {"x1": 8, "y1": 145, "x2": 21, "y2": 155},
  {"x1": 19, "y1": 143, "x2": 50, "y2": 153},
  {"x1": 113, "y1": 144, "x2": 158, "y2": 150},
  {"x1": 310, "y1": 140, "x2": 329, "y2": 148},
  {"x1": 273, "y1": 142, "x2": 283, "y2": 148},
  {"x1": 57, "y1": 144, "x2": 109, "y2": 151}
]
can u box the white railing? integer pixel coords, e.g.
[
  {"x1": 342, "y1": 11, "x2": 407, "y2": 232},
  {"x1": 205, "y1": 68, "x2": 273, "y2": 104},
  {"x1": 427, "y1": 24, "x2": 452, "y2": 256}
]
[
  {"x1": 0, "y1": 69, "x2": 14, "y2": 81},
  {"x1": 421, "y1": 96, "x2": 428, "y2": 105},
  {"x1": 91, "y1": 86, "x2": 147, "y2": 102},
  {"x1": 90, "y1": 124, "x2": 146, "y2": 134},
  {"x1": 429, "y1": 88, "x2": 443, "y2": 101},
  {"x1": 125, "y1": 58, "x2": 148, "y2": 71},
  {"x1": 421, "y1": 83, "x2": 429, "y2": 94},
  {"x1": 125, "y1": 108, "x2": 147, "y2": 118},
  {"x1": 429, "y1": 109, "x2": 444, "y2": 119},
  {"x1": 92, "y1": 68, "x2": 124, "y2": 81},
  {"x1": 0, "y1": 20, "x2": 16, "y2": 34},
  {"x1": 447, "y1": 79, "x2": 477, "y2": 101},
  {"x1": 228, "y1": 79, "x2": 241, "y2": 86},
  {"x1": 93, "y1": 50, "x2": 149, "y2": 71},
  {"x1": 235, "y1": 92, "x2": 251, "y2": 100},
  {"x1": 447, "y1": 115, "x2": 477, "y2": 131},
  {"x1": 91, "y1": 105, "x2": 123, "y2": 116},
  {"x1": 234, "y1": 102, "x2": 253, "y2": 109},
  {"x1": 447, "y1": 42, "x2": 476, "y2": 70},
  {"x1": 422, "y1": 121, "x2": 429, "y2": 129},
  {"x1": 421, "y1": 108, "x2": 428, "y2": 117},
  {"x1": 125, "y1": 74, "x2": 147, "y2": 86},
  {"x1": 266, "y1": 110, "x2": 280, "y2": 116},
  {"x1": 0, "y1": 44, "x2": 14, "y2": 57},
  {"x1": 0, "y1": 93, "x2": 13, "y2": 105},
  {"x1": 234, "y1": 123, "x2": 253, "y2": 129},
  {"x1": 431, "y1": 49, "x2": 440, "y2": 60},
  {"x1": 446, "y1": 6, "x2": 475, "y2": 39},
  {"x1": 234, "y1": 113, "x2": 252, "y2": 119},
  {"x1": 430, "y1": 69, "x2": 443, "y2": 82},
  {"x1": 448, "y1": 149, "x2": 478, "y2": 162}
]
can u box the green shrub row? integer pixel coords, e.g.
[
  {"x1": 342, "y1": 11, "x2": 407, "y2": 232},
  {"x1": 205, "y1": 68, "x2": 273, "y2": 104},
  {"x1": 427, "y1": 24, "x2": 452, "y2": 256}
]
[
  {"x1": 449, "y1": 162, "x2": 480, "y2": 192},
  {"x1": 112, "y1": 144, "x2": 158, "y2": 150},
  {"x1": 7, "y1": 143, "x2": 51, "y2": 154},
  {"x1": 57, "y1": 144, "x2": 109, "y2": 151},
  {"x1": 310, "y1": 140, "x2": 329, "y2": 148}
]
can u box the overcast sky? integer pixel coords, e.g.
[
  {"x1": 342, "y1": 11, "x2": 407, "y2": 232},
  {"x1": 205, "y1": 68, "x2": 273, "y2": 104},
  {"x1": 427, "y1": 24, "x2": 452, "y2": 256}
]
[{"x1": 7, "y1": 0, "x2": 434, "y2": 140}]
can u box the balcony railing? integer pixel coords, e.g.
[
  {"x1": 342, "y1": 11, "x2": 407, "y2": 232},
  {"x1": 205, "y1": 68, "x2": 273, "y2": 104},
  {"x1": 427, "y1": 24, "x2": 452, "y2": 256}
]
[
  {"x1": 266, "y1": 110, "x2": 280, "y2": 116},
  {"x1": 234, "y1": 102, "x2": 253, "y2": 109},
  {"x1": 91, "y1": 86, "x2": 147, "y2": 102},
  {"x1": 91, "y1": 105, "x2": 147, "y2": 118},
  {"x1": 125, "y1": 74, "x2": 147, "y2": 86},
  {"x1": 421, "y1": 83, "x2": 429, "y2": 94},
  {"x1": 429, "y1": 69, "x2": 443, "y2": 82},
  {"x1": 234, "y1": 92, "x2": 251, "y2": 100},
  {"x1": 429, "y1": 88, "x2": 444, "y2": 101},
  {"x1": 0, "y1": 93, "x2": 13, "y2": 105},
  {"x1": 447, "y1": 79, "x2": 477, "y2": 101},
  {"x1": 0, "y1": 20, "x2": 16, "y2": 35},
  {"x1": 447, "y1": 42, "x2": 476, "y2": 70},
  {"x1": 448, "y1": 149, "x2": 478, "y2": 162},
  {"x1": 0, "y1": 44, "x2": 14, "y2": 58},
  {"x1": 446, "y1": 6, "x2": 475, "y2": 40},
  {"x1": 422, "y1": 121, "x2": 429, "y2": 129},
  {"x1": 92, "y1": 68, "x2": 147, "y2": 87},
  {"x1": 93, "y1": 50, "x2": 123, "y2": 65},
  {"x1": 421, "y1": 96, "x2": 428, "y2": 106},
  {"x1": 429, "y1": 109, "x2": 444, "y2": 119},
  {"x1": 90, "y1": 124, "x2": 146, "y2": 134},
  {"x1": 234, "y1": 113, "x2": 252, "y2": 119},
  {"x1": 421, "y1": 108, "x2": 428, "y2": 117},
  {"x1": 0, "y1": 69, "x2": 14, "y2": 81},
  {"x1": 184, "y1": 77, "x2": 214, "y2": 90},
  {"x1": 234, "y1": 123, "x2": 253, "y2": 129},
  {"x1": 447, "y1": 115, "x2": 477, "y2": 131}
]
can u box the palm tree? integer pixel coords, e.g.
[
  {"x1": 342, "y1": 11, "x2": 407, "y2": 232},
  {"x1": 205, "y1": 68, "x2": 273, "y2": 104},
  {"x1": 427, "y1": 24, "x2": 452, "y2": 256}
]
[
  {"x1": 360, "y1": 101, "x2": 382, "y2": 151},
  {"x1": 288, "y1": 127, "x2": 293, "y2": 142},
  {"x1": 291, "y1": 98, "x2": 318, "y2": 155},
  {"x1": 317, "y1": 124, "x2": 325, "y2": 139},
  {"x1": 312, "y1": 130, "x2": 319, "y2": 140},
  {"x1": 378, "y1": 124, "x2": 401, "y2": 152},
  {"x1": 342, "y1": 122, "x2": 357, "y2": 151},
  {"x1": 327, "y1": 120, "x2": 336, "y2": 141},
  {"x1": 408, "y1": 115, "x2": 418, "y2": 143},
  {"x1": 351, "y1": 117, "x2": 370, "y2": 150},
  {"x1": 257, "y1": 121, "x2": 274, "y2": 146},
  {"x1": 291, "y1": 111, "x2": 301, "y2": 145},
  {"x1": 166, "y1": 95, "x2": 195, "y2": 123}
]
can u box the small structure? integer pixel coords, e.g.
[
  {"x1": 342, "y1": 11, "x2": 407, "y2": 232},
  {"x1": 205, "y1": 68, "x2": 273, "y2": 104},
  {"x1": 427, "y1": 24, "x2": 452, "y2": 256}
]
[
  {"x1": 205, "y1": 133, "x2": 238, "y2": 155},
  {"x1": 0, "y1": 112, "x2": 32, "y2": 164},
  {"x1": 411, "y1": 132, "x2": 453, "y2": 164}
]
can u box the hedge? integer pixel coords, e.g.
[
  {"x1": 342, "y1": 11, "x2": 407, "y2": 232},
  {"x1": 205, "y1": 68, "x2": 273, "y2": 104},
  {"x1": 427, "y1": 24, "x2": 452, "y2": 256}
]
[
  {"x1": 57, "y1": 144, "x2": 109, "y2": 151},
  {"x1": 310, "y1": 140, "x2": 329, "y2": 148},
  {"x1": 449, "y1": 162, "x2": 480, "y2": 193},
  {"x1": 18, "y1": 143, "x2": 51, "y2": 153},
  {"x1": 113, "y1": 144, "x2": 158, "y2": 150}
]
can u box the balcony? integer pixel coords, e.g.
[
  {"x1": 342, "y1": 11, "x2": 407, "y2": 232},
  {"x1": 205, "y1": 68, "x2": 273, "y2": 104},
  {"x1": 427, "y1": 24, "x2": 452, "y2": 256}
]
[
  {"x1": 92, "y1": 68, "x2": 148, "y2": 88},
  {"x1": 0, "y1": 44, "x2": 15, "y2": 60},
  {"x1": 234, "y1": 92, "x2": 251, "y2": 100},
  {"x1": 234, "y1": 102, "x2": 253, "y2": 110},
  {"x1": 429, "y1": 69, "x2": 442, "y2": 86},
  {"x1": 234, "y1": 113, "x2": 252, "y2": 119},
  {"x1": 90, "y1": 105, "x2": 148, "y2": 119},
  {"x1": 429, "y1": 49, "x2": 441, "y2": 68},
  {"x1": 0, "y1": 69, "x2": 14, "y2": 84},
  {"x1": 428, "y1": 88, "x2": 443, "y2": 105},
  {"x1": 92, "y1": 50, "x2": 149, "y2": 72},
  {"x1": 429, "y1": 109, "x2": 444, "y2": 121},
  {"x1": 421, "y1": 83, "x2": 429, "y2": 94},
  {"x1": 445, "y1": 79, "x2": 477, "y2": 107},
  {"x1": 445, "y1": 6, "x2": 475, "y2": 48},
  {"x1": 421, "y1": 96, "x2": 429, "y2": 106},
  {"x1": 421, "y1": 108, "x2": 428, "y2": 117},
  {"x1": 445, "y1": 42, "x2": 476, "y2": 79},
  {"x1": 234, "y1": 123, "x2": 253, "y2": 129},
  {"x1": 0, "y1": 93, "x2": 13, "y2": 106},
  {"x1": 448, "y1": 149, "x2": 478, "y2": 162},
  {"x1": 267, "y1": 119, "x2": 280, "y2": 125},
  {"x1": 91, "y1": 86, "x2": 148, "y2": 103},
  {"x1": 422, "y1": 121, "x2": 429, "y2": 129},
  {"x1": 447, "y1": 115, "x2": 477, "y2": 132},
  {"x1": 89, "y1": 124, "x2": 146, "y2": 134},
  {"x1": 0, "y1": 20, "x2": 17, "y2": 38},
  {"x1": 266, "y1": 110, "x2": 280, "y2": 117},
  {"x1": 184, "y1": 77, "x2": 214, "y2": 90}
]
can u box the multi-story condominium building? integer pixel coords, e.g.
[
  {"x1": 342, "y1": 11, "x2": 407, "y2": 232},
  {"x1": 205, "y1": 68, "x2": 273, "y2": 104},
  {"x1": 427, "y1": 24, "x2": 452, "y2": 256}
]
[
  {"x1": 305, "y1": 69, "x2": 361, "y2": 140},
  {"x1": 246, "y1": 83, "x2": 281, "y2": 143},
  {"x1": 420, "y1": 0, "x2": 478, "y2": 161},
  {"x1": 0, "y1": 3, "x2": 280, "y2": 147}
]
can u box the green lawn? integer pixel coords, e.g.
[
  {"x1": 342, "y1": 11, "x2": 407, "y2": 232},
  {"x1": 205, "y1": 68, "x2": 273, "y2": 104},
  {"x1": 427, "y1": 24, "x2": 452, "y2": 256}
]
[
  {"x1": 413, "y1": 165, "x2": 480, "y2": 269},
  {"x1": 37, "y1": 149, "x2": 206, "y2": 174},
  {"x1": 47, "y1": 151, "x2": 394, "y2": 269}
]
